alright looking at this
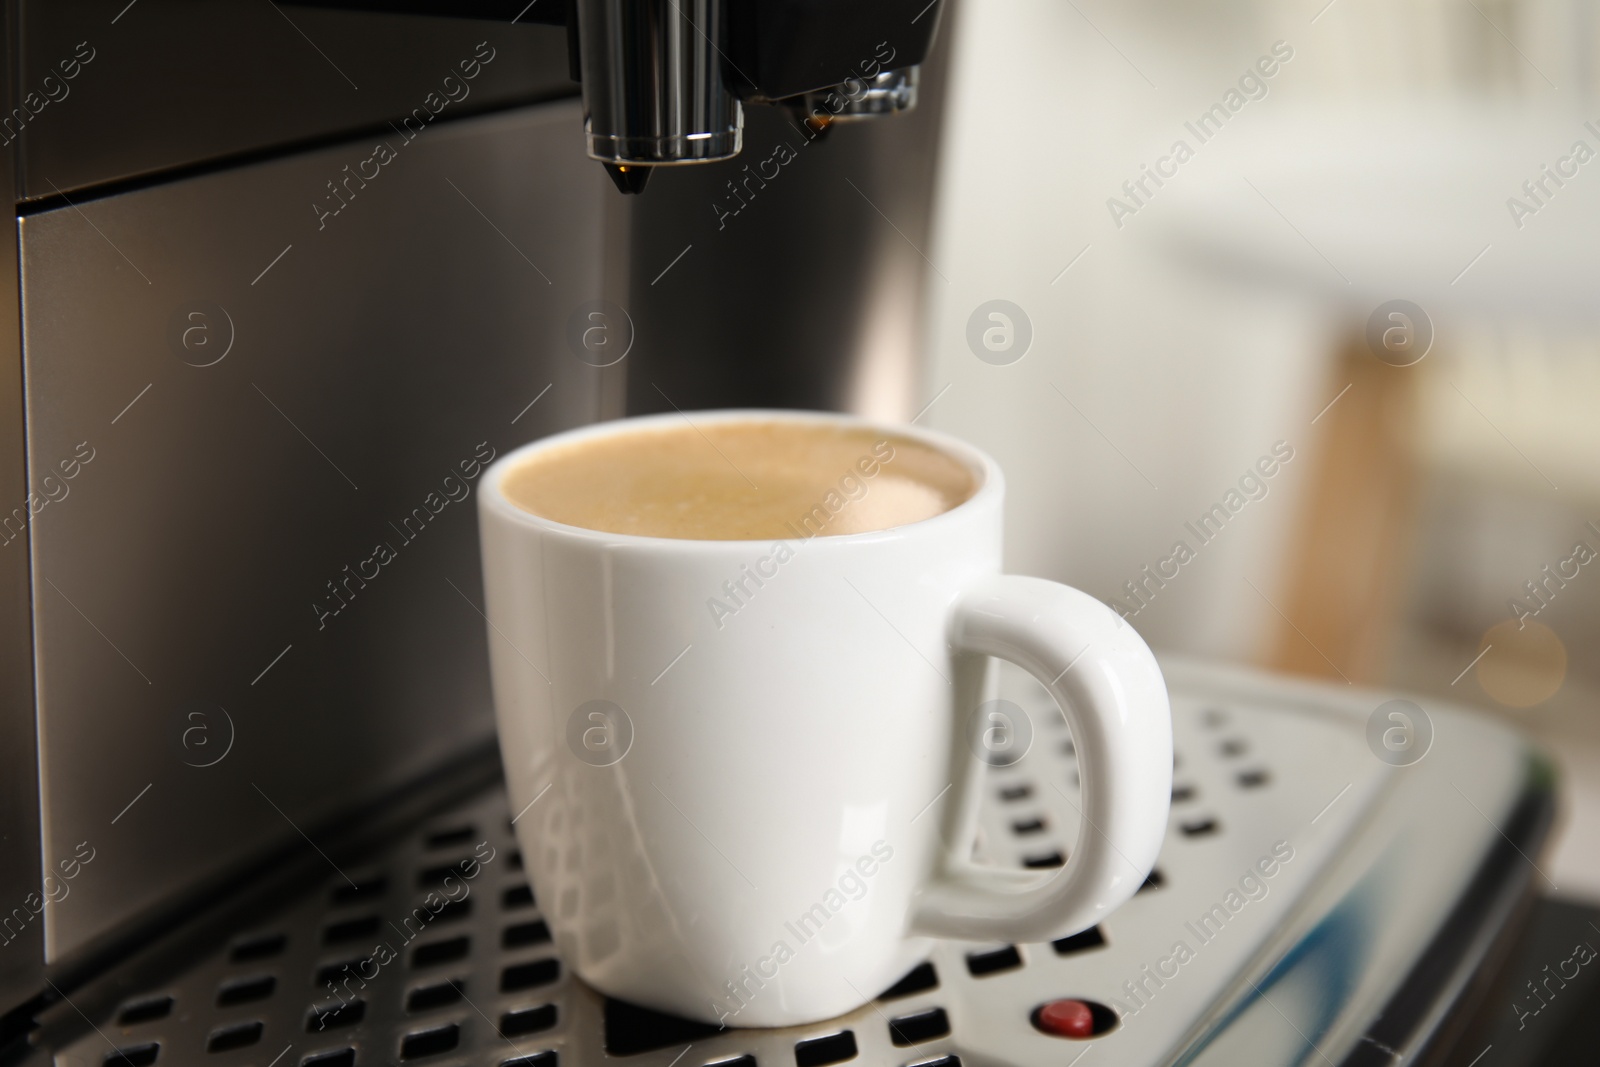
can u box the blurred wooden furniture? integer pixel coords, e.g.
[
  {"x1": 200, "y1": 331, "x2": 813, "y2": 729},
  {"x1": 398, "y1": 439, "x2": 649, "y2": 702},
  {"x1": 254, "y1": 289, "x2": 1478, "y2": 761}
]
[{"x1": 1265, "y1": 339, "x2": 1422, "y2": 684}]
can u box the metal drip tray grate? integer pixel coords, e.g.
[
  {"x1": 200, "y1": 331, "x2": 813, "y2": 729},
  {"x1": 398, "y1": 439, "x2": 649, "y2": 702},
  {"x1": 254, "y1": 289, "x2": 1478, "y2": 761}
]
[{"x1": 48, "y1": 661, "x2": 1547, "y2": 1067}]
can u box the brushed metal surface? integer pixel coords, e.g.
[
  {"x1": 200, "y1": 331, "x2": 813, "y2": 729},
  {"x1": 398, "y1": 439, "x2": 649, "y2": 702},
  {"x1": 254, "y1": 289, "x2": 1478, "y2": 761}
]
[
  {"x1": 20, "y1": 99, "x2": 614, "y2": 968},
  {"x1": 621, "y1": 5, "x2": 953, "y2": 422},
  {"x1": 0, "y1": 0, "x2": 49, "y2": 1021},
  {"x1": 15, "y1": 1, "x2": 576, "y2": 201}
]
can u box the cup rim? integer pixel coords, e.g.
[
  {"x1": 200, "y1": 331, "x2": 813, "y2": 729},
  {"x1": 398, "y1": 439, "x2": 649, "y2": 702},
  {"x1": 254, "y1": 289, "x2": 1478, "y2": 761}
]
[{"x1": 480, "y1": 408, "x2": 1003, "y2": 549}]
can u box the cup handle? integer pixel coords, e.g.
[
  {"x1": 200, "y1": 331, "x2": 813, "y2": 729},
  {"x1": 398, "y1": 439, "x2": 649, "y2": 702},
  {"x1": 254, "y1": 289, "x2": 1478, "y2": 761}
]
[{"x1": 909, "y1": 574, "x2": 1172, "y2": 943}]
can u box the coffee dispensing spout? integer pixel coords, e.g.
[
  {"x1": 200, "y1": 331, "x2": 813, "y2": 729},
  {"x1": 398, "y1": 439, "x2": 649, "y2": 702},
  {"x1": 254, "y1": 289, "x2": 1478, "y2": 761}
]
[
  {"x1": 577, "y1": 0, "x2": 745, "y2": 192},
  {"x1": 576, "y1": 0, "x2": 943, "y2": 192},
  {"x1": 274, "y1": 0, "x2": 941, "y2": 194}
]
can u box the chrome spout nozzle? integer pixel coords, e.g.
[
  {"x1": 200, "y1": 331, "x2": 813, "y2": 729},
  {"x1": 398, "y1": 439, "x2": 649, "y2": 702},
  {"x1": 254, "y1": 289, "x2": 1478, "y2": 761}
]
[
  {"x1": 573, "y1": 0, "x2": 942, "y2": 190},
  {"x1": 786, "y1": 67, "x2": 920, "y2": 124},
  {"x1": 576, "y1": 0, "x2": 742, "y2": 170}
]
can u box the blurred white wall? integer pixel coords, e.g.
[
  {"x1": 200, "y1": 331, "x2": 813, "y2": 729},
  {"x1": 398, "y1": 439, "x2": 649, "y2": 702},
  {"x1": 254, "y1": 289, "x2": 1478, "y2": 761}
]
[{"x1": 919, "y1": 0, "x2": 1336, "y2": 662}]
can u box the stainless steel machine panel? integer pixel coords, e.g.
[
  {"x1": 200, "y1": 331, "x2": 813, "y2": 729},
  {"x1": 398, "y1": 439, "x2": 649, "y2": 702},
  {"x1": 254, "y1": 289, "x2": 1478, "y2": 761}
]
[
  {"x1": 623, "y1": 71, "x2": 950, "y2": 420},
  {"x1": 20, "y1": 100, "x2": 615, "y2": 968}
]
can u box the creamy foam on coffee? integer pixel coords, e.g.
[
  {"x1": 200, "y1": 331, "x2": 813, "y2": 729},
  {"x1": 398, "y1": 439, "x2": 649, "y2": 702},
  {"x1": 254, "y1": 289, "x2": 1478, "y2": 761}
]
[{"x1": 502, "y1": 420, "x2": 976, "y2": 540}]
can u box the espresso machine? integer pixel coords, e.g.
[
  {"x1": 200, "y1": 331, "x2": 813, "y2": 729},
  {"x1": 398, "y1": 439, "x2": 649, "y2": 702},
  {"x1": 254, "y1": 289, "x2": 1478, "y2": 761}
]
[{"x1": 0, "y1": 2, "x2": 1558, "y2": 1066}]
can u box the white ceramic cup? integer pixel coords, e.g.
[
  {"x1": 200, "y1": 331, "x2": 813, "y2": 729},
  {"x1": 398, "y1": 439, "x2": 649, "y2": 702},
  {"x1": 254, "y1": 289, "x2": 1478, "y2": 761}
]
[{"x1": 477, "y1": 409, "x2": 1171, "y2": 1028}]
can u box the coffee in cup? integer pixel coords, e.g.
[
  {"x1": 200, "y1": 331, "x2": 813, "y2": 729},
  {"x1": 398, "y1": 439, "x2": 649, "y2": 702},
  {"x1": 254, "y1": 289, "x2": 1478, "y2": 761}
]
[{"x1": 499, "y1": 419, "x2": 976, "y2": 540}]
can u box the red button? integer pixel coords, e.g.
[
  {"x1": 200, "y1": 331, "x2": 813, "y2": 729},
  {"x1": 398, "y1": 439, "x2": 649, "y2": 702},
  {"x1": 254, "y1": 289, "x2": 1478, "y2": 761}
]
[{"x1": 1036, "y1": 998, "x2": 1095, "y2": 1038}]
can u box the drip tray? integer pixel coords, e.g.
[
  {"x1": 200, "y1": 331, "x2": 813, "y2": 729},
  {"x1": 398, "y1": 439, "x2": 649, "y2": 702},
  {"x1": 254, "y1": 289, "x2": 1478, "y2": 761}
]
[{"x1": 46, "y1": 660, "x2": 1551, "y2": 1067}]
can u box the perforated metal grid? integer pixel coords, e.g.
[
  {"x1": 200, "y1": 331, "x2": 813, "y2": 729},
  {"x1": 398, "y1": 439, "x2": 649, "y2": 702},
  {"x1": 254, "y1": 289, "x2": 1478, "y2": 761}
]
[
  {"x1": 49, "y1": 662, "x2": 1529, "y2": 1067},
  {"x1": 75, "y1": 788, "x2": 561, "y2": 1067}
]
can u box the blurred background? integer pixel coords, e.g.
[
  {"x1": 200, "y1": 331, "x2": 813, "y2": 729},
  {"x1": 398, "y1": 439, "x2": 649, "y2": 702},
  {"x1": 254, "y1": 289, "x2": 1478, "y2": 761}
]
[{"x1": 911, "y1": 0, "x2": 1600, "y2": 902}]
